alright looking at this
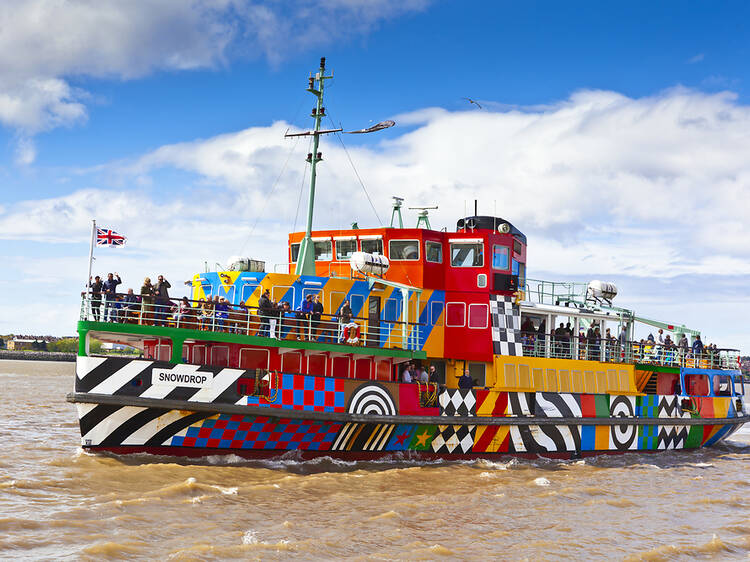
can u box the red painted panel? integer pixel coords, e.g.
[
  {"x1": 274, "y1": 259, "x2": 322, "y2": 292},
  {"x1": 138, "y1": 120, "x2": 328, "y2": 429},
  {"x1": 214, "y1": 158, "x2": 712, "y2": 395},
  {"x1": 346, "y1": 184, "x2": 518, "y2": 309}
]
[{"x1": 398, "y1": 384, "x2": 440, "y2": 416}]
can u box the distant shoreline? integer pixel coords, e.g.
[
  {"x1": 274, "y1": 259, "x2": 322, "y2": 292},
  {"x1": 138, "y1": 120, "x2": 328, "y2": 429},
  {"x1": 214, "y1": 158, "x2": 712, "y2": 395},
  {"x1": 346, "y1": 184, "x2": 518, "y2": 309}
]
[{"x1": 0, "y1": 350, "x2": 75, "y2": 362}]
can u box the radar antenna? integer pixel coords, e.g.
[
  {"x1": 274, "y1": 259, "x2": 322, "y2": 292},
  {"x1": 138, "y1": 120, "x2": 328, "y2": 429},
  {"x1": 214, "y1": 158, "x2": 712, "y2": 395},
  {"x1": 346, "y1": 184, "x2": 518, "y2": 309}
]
[
  {"x1": 408, "y1": 206, "x2": 438, "y2": 229},
  {"x1": 390, "y1": 196, "x2": 404, "y2": 228}
]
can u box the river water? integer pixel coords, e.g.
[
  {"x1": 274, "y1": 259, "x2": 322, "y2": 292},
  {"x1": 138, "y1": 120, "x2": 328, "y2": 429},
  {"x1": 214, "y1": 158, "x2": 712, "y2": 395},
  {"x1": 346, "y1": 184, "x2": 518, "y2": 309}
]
[{"x1": 1, "y1": 359, "x2": 749, "y2": 561}]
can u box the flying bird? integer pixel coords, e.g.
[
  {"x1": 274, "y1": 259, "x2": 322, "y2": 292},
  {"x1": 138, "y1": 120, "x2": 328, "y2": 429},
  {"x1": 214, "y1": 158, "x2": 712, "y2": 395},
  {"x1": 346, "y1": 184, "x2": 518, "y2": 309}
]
[{"x1": 463, "y1": 97, "x2": 482, "y2": 109}]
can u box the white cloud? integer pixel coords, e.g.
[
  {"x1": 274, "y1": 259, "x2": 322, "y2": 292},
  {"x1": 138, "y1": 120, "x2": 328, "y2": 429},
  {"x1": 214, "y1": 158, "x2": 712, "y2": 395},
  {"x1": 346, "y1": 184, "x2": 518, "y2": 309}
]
[
  {"x1": 688, "y1": 53, "x2": 705, "y2": 64},
  {"x1": 0, "y1": 0, "x2": 430, "y2": 161},
  {"x1": 2, "y1": 86, "x2": 750, "y2": 346}
]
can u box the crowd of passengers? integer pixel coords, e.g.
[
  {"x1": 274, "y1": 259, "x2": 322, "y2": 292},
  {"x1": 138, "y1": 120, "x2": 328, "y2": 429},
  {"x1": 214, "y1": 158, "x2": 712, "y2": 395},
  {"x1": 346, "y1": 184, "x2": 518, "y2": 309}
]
[
  {"x1": 520, "y1": 318, "x2": 719, "y2": 363},
  {"x1": 85, "y1": 274, "x2": 360, "y2": 343}
]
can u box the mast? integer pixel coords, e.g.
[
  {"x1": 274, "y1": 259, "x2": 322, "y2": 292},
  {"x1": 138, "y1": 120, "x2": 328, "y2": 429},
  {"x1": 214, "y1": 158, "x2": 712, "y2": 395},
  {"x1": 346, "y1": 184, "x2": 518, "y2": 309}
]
[{"x1": 294, "y1": 57, "x2": 334, "y2": 276}]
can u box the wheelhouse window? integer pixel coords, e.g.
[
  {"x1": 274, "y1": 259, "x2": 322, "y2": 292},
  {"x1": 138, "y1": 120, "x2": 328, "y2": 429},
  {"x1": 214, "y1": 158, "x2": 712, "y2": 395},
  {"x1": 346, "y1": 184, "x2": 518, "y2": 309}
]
[
  {"x1": 360, "y1": 237, "x2": 383, "y2": 255},
  {"x1": 291, "y1": 243, "x2": 300, "y2": 262},
  {"x1": 450, "y1": 240, "x2": 484, "y2": 267},
  {"x1": 492, "y1": 245, "x2": 509, "y2": 270},
  {"x1": 313, "y1": 240, "x2": 332, "y2": 261},
  {"x1": 512, "y1": 259, "x2": 526, "y2": 285},
  {"x1": 425, "y1": 241, "x2": 443, "y2": 263},
  {"x1": 335, "y1": 239, "x2": 357, "y2": 260},
  {"x1": 445, "y1": 302, "x2": 466, "y2": 327},
  {"x1": 513, "y1": 239, "x2": 523, "y2": 255},
  {"x1": 468, "y1": 303, "x2": 488, "y2": 329},
  {"x1": 714, "y1": 375, "x2": 733, "y2": 396},
  {"x1": 389, "y1": 239, "x2": 420, "y2": 261}
]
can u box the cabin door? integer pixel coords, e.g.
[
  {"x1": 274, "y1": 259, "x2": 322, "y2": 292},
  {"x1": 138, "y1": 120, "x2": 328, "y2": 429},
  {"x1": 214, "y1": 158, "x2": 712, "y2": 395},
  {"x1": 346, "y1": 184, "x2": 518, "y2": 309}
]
[{"x1": 368, "y1": 296, "x2": 381, "y2": 347}]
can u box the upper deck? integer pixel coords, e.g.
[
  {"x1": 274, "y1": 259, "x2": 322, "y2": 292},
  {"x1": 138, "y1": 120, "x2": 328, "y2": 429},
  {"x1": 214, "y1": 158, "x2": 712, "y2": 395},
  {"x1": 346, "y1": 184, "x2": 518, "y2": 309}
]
[{"x1": 287, "y1": 215, "x2": 527, "y2": 295}]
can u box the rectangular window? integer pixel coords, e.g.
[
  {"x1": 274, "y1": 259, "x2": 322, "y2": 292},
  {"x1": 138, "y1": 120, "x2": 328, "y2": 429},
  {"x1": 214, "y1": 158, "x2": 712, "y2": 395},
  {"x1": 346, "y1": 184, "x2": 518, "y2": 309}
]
[
  {"x1": 383, "y1": 298, "x2": 400, "y2": 322},
  {"x1": 425, "y1": 241, "x2": 443, "y2": 263},
  {"x1": 281, "y1": 352, "x2": 302, "y2": 373},
  {"x1": 272, "y1": 286, "x2": 293, "y2": 304},
  {"x1": 468, "y1": 303, "x2": 488, "y2": 329},
  {"x1": 445, "y1": 302, "x2": 466, "y2": 327},
  {"x1": 389, "y1": 239, "x2": 420, "y2": 261},
  {"x1": 350, "y1": 294, "x2": 364, "y2": 317},
  {"x1": 239, "y1": 348, "x2": 269, "y2": 370},
  {"x1": 210, "y1": 346, "x2": 229, "y2": 367},
  {"x1": 314, "y1": 240, "x2": 332, "y2": 261},
  {"x1": 308, "y1": 354, "x2": 327, "y2": 376},
  {"x1": 468, "y1": 362, "x2": 486, "y2": 387},
  {"x1": 361, "y1": 238, "x2": 383, "y2": 255},
  {"x1": 290, "y1": 243, "x2": 300, "y2": 262},
  {"x1": 335, "y1": 239, "x2": 357, "y2": 260},
  {"x1": 450, "y1": 242, "x2": 484, "y2": 267},
  {"x1": 492, "y1": 245, "x2": 509, "y2": 270},
  {"x1": 155, "y1": 344, "x2": 171, "y2": 361},
  {"x1": 240, "y1": 282, "x2": 259, "y2": 302},
  {"x1": 430, "y1": 301, "x2": 444, "y2": 326},
  {"x1": 513, "y1": 240, "x2": 522, "y2": 255},
  {"x1": 191, "y1": 345, "x2": 206, "y2": 365}
]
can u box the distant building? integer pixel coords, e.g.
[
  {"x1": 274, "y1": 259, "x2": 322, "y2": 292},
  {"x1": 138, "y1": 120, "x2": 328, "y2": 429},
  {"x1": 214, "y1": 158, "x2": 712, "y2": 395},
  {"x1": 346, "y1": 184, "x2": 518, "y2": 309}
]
[{"x1": 8, "y1": 339, "x2": 40, "y2": 351}]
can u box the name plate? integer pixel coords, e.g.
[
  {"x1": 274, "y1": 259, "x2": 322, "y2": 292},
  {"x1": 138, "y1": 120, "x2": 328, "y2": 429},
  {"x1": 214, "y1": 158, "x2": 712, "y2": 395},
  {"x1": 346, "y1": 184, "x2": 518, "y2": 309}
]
[{"x1": 152, "y1": 368, "x2": 213, "y2": 388}]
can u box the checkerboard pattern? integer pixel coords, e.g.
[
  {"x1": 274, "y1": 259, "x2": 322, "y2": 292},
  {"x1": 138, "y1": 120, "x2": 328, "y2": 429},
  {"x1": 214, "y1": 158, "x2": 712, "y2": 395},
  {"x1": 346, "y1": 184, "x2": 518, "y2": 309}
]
[
  {"x1": 439, "y1": 389, "x2": 476, "y2": 416},
  {"x1": 489, "y1": 294, "x2": 524, "y2": 356},
  {"x1": 432, "y1": 424, "x2": 475, "y2": 453},
  {"x1": 246, "y1": 373, "x2": 345, "y2": 412},
  {"x1": 170, "y1": 414, "x2": 342, "y2": 450}
]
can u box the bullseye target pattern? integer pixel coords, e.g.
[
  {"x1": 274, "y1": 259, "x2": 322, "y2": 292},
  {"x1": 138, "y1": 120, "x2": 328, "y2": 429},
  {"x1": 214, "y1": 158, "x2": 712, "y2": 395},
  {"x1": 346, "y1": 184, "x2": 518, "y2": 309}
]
[
  {"x1": 609, "y1": 395, "x2": 637, "y2": 450},
  {"x1": 347, "y1": 383, "x2": 397, "y2": 416}
]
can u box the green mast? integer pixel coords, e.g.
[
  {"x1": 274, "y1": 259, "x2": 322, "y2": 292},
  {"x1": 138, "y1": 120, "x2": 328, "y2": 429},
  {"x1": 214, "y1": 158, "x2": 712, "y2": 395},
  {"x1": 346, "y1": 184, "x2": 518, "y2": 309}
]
[{"x1": 294, "y1": 57, "x2": 335, "y2": 276}]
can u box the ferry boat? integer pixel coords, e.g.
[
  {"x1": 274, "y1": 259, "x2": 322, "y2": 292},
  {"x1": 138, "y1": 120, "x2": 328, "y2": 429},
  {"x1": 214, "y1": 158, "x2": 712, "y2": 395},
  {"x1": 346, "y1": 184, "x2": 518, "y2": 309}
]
[{"x1": 67, "y1": 59, "x2": 747, "y2": 460}]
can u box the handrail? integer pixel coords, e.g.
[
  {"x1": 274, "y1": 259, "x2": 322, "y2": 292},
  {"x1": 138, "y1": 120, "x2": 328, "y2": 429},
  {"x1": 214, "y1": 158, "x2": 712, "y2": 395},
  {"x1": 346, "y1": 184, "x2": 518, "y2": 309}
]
[
  {"x1": 518, "y1": 330, "x2": 741, "y2": 371},
  {"x1": 78, "y1": 292, "x2": 424, "y2": 351}
]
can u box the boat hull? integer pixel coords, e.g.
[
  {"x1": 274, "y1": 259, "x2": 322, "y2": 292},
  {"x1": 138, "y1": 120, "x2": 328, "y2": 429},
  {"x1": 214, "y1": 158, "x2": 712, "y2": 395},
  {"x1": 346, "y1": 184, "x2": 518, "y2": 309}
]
[{"x1": 69, "y1": 356, "x2": 747, "y2": 461}]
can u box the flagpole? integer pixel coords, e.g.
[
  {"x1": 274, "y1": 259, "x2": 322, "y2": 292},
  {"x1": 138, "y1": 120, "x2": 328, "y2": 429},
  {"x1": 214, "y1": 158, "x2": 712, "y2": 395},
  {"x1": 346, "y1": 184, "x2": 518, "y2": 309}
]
[{"x1": 86, "y1": 220, "x2": 96, "y2": 321}]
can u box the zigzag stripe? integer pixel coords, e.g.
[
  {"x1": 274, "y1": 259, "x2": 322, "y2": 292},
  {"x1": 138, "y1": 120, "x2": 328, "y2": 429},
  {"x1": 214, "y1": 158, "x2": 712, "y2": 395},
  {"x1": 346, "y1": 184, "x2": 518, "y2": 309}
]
[{"x1": 657, "y1": 425, "x2": 689, "y2": 449}]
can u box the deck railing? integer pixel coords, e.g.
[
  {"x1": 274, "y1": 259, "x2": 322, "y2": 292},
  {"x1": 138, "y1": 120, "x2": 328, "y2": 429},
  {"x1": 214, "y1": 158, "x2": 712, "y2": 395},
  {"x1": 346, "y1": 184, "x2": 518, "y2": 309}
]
[
  {"x1": 519, "y1": 332, "x2": 740, "y2": 371},
  {"x1": 79, "y1": 293, "x2": 423, "y2": 351}
]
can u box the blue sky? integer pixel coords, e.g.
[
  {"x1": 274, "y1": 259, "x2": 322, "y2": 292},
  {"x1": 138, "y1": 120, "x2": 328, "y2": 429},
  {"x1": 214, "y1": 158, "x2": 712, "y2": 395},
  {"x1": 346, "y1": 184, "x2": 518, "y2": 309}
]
[{"x1": 1, "y1": 0, "x2": 749, "y2": 349}]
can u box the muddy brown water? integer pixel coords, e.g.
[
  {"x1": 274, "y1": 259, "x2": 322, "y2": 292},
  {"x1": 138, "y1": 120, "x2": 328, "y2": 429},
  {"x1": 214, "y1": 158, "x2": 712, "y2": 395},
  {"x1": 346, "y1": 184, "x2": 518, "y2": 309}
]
[{"x1": 1, "y1": 359, "x2": 749, "y2": 560}]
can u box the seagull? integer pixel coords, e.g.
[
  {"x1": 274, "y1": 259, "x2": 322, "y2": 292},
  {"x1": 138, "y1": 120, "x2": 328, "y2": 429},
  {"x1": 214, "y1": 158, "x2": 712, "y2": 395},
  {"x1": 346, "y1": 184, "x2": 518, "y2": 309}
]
[{"x1": 463, "y1": 97, "x2": 482, "y2": 109}]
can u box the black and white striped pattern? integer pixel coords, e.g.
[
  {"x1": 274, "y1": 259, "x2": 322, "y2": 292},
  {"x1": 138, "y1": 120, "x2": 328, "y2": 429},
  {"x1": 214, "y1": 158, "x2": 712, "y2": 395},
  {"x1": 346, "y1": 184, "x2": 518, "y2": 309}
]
[
  {"x1": 331, "y1": 423, "x2": 394, "y2": 451},
  {"x1": 507, "y1": 392, "x2": 534, "y2": 416},
  {"x1": 76, "y1": 356, "x2": 246, "y2": 406},
  {"x1": 489, "y1": 295, "x2": 524, "y2": 356},
  {"x1": 535, "y1": 393, "x2": 583, "y2": 418},
  {"x1": 77, "y1": 403, "x2": 212, "y2": 447},
  {"x1": 509, "y1": 424, "x2": 581, "y2": 453}
]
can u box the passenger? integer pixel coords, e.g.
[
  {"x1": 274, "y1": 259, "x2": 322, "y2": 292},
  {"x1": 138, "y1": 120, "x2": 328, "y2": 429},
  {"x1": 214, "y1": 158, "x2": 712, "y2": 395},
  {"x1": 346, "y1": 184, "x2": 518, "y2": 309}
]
[
  {"x1": 215, "y1": 297, "x2": 230, "y2": 331},
  {"x1": 282, "y1": 301, "x2": 297, "y2": 338},
  {"x1": 140, "y1": 277, "x2": 155, "y2": 325},
  {"x1": 102, "y1": 272, "x2": 122, "y2": 322},
  {"x1": 586, "y1": 325, "x2": 596, "y2": 360},
  {"x1": 87, "y1": 275, "x2": 104, "y2": 321},
  {"x1": 458, "y1": 369, "x2": 474, "y2": 389},
  {"x1": 123, "y1": 289, "x2": 140, "y2": 323},
  {"x1": 172, "y1": 296, "x2": 192, "y2": 327},
  {"x1": 692, "y1": 335, "x2": 704, "y2": 356},
  {"x1": 521, "y1": 317, "x2": 534, "y2": 336},
  {"x1": 297, "y1": 294, "x2": 314, "y2": 340},
  {"x1": 198, "y1": 297, "x2": 213, "y2": 330},
  {"x1": 258, "y1": 289, "x2": 274, "y2": 337},
  {"x1": 338, "y1": 300, "x2": 353, "y2": 342},
  {"x1": 311, "y1": 294, "x2": 324, "y2": 340},
  {"x1": 428, "y1": 365, "x2": 440, "y2": 384},
  {"x1": 153, "y1": 275, "x2": 171, "y2": 327},
  {"x1": 401, "y1": 363, "x2": 413, "y2": 383},
  {"x1": 418, "y1": 365, "x2": 429, "y2": 383}
]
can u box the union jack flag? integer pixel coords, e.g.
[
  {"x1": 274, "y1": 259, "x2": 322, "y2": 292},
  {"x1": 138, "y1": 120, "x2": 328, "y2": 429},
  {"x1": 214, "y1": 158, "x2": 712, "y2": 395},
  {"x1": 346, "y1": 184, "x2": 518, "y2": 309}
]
[{"x1": 96, "y1": 227, "x2": 126, "y2": 246}]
